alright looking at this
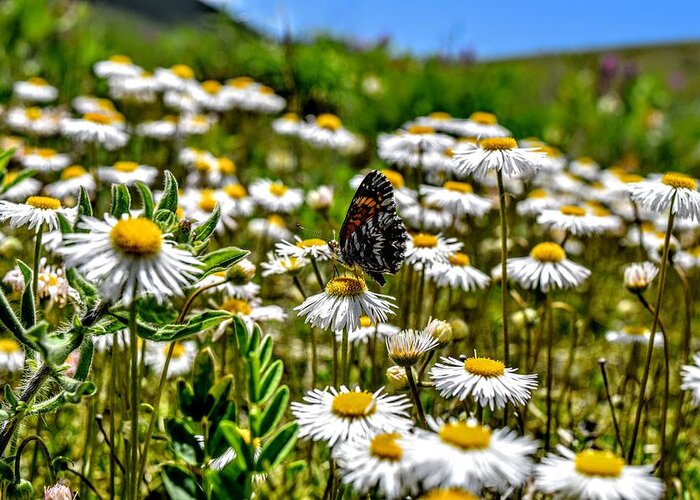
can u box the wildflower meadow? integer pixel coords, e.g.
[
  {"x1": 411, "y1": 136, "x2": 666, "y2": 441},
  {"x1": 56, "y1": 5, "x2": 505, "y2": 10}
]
[{"x1": 1, "y1": 0, "x2": 700, "y2": 498}]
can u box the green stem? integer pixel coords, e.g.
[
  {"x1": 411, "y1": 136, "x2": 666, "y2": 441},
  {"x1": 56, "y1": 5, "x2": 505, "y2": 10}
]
[
  {"x1": 14, "y1": 435, "x2": 55, "y2": 484},
  {"x1": 544, "y1": 292, "x2": 554, "y2": 451},
  {"x1": 32, "y1": 226, "x2": 43, "y2": 305},
  {"x1": 332, "y1": 330, "x2": 338, "y2": 387},
  {"x1": 109, "y1": 332, "x2": 118, "y2": 499},
  {"x1": 128, "y1": 293, "x2": 139, "y2": 500},
  {"x1": 341, "y1": 329, "x2": 349, "y2": 386},
  {"x1": 311, "y1": 258, "x2": 325, "y2": 289},
  {"x1": 405, "y1": 366, "x2": 427, "y2": 428},
  {"x1": 496, "y1": 169, "x2": 510, "y2": 365},
  {"x1": 598, "y1": 358, "x2": 626, "y2": 456},
  {"x1": 628, "y1": 205, "x2": 675, "y2": 463}
]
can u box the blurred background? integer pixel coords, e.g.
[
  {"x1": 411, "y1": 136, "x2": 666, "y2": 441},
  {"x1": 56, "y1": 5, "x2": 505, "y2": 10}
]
[{"x1": 3, "y1": 0, "x2": 700, "y2": 171}]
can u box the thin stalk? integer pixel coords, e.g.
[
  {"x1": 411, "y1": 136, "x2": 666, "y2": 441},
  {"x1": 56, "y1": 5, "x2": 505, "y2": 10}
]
[
  {"x1": 128, "y1": 293, "x2": 139, "y2": 500},
  {"x1": 14, "y1": 435, "x2": 55, "y2": 484},
  {"x1": 341, "y1": 329, "x2": 350, "y2": 385},
  {"x1": 631, "y1": 201, "x2": 646, "y2": 262},
  {"x1": 32, "y1": 226, "x2": 44, "y2": 305},
  {"x1": 292, "y1": 277, "x2": 316, "y2": 387},
  {"x1": 496, "y1": 169, "x2": 510, "y2": 365},
  {"x1": 544, "y1": 292, "x2": 554, "y2": 451},
  {"x1": 311, "y1": 258, "x2": 325, "y2": 289},
  {"x1": 598, "y1": 359, "x2": 626, "y2": 456},
  {"x1": 332, "y1": 332, "x2": 338, "y2": 387},
  {"x1": 628, "y1": 205, "x2": 675, "y2": 463},
  {"x1": 405, "y1": 366, "x2": 427, "y2": 428},
  {"x1": 109, "y1": 332, "x2": 118, "y2": 499}
]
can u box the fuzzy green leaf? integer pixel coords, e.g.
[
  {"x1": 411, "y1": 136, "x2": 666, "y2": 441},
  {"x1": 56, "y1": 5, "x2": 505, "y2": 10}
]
[
  {"x1": 135, "y1": 181, "x2": 155, "y2": 219},
  {"x1": 144, "y1": 311, "x2": 232, "y2": 342},
  {"x1": 16, "y1": 260, "x2": 34, "y2": 328},
  {"x1": 256, "y1": 422, "x2": 298, "y2": 472},
  {"x1": 156, "y1": 171, "x2": 179, "y2": 214},
  {"x1": 200, "y1": 247, "x2": 249, "y2": 279}
]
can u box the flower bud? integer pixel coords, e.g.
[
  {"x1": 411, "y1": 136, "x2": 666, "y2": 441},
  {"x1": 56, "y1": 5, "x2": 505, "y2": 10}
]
[
  {"x1": 306, "y1": 185, "x2": 333, "y2": 211},
  {"x1": 227, "y1": 258, "x2": 256, "y2": 284},
  {"x1": 386, "y1": 365, "x2": 409, "y2": 391},
  {"x1": 44, "y1": 484, "x2": 72, "y2": 500},
  {"x1": 424, "y1": 317, "x2": 452, "y2": 347},
  {"x1": 511, "y1": 308, "x2": 539, "y2": 329},
  {"x1": 623, "y1": 262, "x2": 658, "y2": 293},
  {"x1": 450, "y1": 319, "x2": 470, "y2": 341}
]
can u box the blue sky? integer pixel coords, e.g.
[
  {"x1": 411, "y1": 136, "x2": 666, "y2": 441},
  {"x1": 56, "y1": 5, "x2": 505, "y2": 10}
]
[{"x1": 213, "y1": 0, "x2": 700, "y2": 60}]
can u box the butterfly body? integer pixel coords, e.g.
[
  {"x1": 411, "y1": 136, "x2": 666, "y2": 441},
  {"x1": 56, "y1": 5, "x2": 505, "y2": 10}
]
[{"x1": 330, "y1": 170, "x2": 408, "y2": 286}]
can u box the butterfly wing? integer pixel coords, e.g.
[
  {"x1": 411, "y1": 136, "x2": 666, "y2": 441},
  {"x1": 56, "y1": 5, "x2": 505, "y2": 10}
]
[{"x1": 339, "y1": 170, "x2": 408, "y2": 279}]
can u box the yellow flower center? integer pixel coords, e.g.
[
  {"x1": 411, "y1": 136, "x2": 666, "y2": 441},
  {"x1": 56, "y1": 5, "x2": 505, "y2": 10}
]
[
  {"x1": 221, "y1": 298, "x2": 252, "y2": 316},
  {"x1": 369, "y1": 433, "x2": 402, "y2": 461},
  {"x1": 109, "y1": 55, "x2": 132, "y2": 64},
  {"x1": 201, "y1": 80, "x2": 222, "y2": 94},
  {"x1": 269, "y1": 182, "x2": 288, "y2": 197},
  {"x1": 470, "y1": 111, "x2": 497, "y2": 125},
  {"x1": 26, "y1": 196, "x2": 61, "y2": 210},
  {"x1": 267, "y1": 214, "x2": 285, "y2": 227},
  {"x1": 199, "y1": 190, "x2": 217, "y2": 212},
  {"x1": 35, "y1": 148, "x2": 56, "y2": 158},
  {"x1": 258, "y1": 85, "x2": 274, "y2": 95},
  {"x1": 195, "y1": 159, "x2": 211, "y2": 172},
  {"x1": 61, "y1": 165, "x2": 87, "y2": 180},
  {"x1": 325, "y1": 276, "x2": 367, "y2": 297},
  {"x1": 110, "y1": 218, "x2": 163, "y2": 257},
  {"x1": 540, "y1": 145, "x2": 561, "y2": 157},
  {"x1": 622, "y1": 325, "x2": 648, "y2": 336},
  {"x1": 331, "y1": 391, "x2": 376, "y2": 417},
  {"x1": 360, "y1": 316, "x2": 373, "y2": 328},
  {"x1": 114, "y1": 161, "x2": 138, "y2": 173},
  {"x1": 280, "y1": 256, "x2": 301, "y2": 271},
  {"x1": 224, "y1": 183, "x2": 247, "y2": 199},
  {"x1": 2, "y1": 173, "x2": 17, "y2": 186},
  {"x1": 0, "y1": 338, "x2": 21, "y2": 354},
  {"x1": 480, "y1": 137, "x2": 517, "y2": 151},
  {"x1": 168, "y1": 342, "x2": 186, "y2": 358},
  {"x1": 621, "y1": 174, "x2": 644, "y2": 183},
  {"x1": 282, "y1": 112, "x2": 299, "y2": 122},
  {"x1": 560, "y1": 205, "x2": 586, "y2": 216},
  {"x1": 420, "y1": 489, "x2": 479, "y2": 500},
  {"x1": 438, "y1": 422, "x2": 491, "y2": 450},
  {"x1": 574, "y1": 450, "x2": 624, "y2": 477},
  {"x1": 464, "y1": 357, "x2": 505, "y2": 377},
  {"x1": 84, "y1": 113, "x2": 113, "y2": 124},
  {"x1": 316, "y1": 113, "x2": 342, "y2": 131},
  {"x1": 408, "y1": 124, "x2": 435, "y2": 135},
  {"x1": 429, "y1": 111, "x2": 451, "y2": 120},
  {"x1": 529, "y1": 189, "x2": 548, "y2": 199},
  {"x1": 449, "y1": 253, "x2": 470, "y2": 266},
  {"x1": 27, "y1": 77, "x2": 48, "y2": 86},
  {"x1": 171, "y1": 64, "x2": 194, "y2": 79},
  {"x1": 577, "y1": 156, "x2": 595, "y2": 165},
  {"x1": 530, "y1": 242, "x2": 566, "y2": 263},
  {"x1": 296, "y1": 238, "x2": 326, "y2": 248},
  {"x1": 218, "y1": 157, "x2": 235, "y2": 175},
  {"x1": 443, "y1": 148, "x2": 454, "y2": 158},
  {"x1": 412, "y1": 233, "x2": 439, "y2": 248},
  {"x1": 25, "y1": 107, "x2": 42, "y2": 120},
  {"x1": 661, "y1": 172, "x2": 697, "y2": 191},
  {"x1": 380, "y1": 169, "x2": 405, "y2": 189},
  {"x1": 229, "y1": 76, "x2": 254, "y2": 89},
  {"x1": 444, "y1": 181, "x2": 473, "y2": 194}
]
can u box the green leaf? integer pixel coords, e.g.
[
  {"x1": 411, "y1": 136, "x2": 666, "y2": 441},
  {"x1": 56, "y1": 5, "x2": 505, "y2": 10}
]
[
  {"x1": 66, "y1": 268, "x2": 98, "y2": 307},
  {"x1": 246, "y1": 353, "x2": 261, "y2": 403},
  {"x1": 193, "y1": 347, "x2": 215, "y2": 401},
  {"x1": 75, "y1": 187, "x2": 93, "y2": 232},
  {"x1": 206, "y1": 375, "x2": 233, "y2": 422},
  {"x1": 0, "y1": 148, "x2": 16, "y2": 174},
  {"x1": 73, "y1": 336, "x2": 94, "y2": 381},
  {"x1": 4, "y1": 385, "x2": 19, "y2": 409},
  {"x1": 16, "y1": 260, "x2": 34, "y2": 328},
  {"x1": 135, "y1": 295, "x2": 177, "y2": 324},
  {"x1": 0, "y1": 458, "x2": 13, "y2": 482},
  {"x1": 154, "y1": 209, "x2": 178, "y2": 231},
  {"x1": 166, "y1": 418, "x2": 204, "y2": 466},
  {"x1": 0, "y1": 168, "x2": 35, "y2": 195},
  {"x1": 200, "y1": 247, "x2": 249, "y2": 279},
  {"x1": 144, "y1": 311, "x2": 232, "y2": 342},
  {"x1": 176, "y1": 380, "x2": 196, "y2": 419},
  {"x1": 162, "y1": 463, "x2": 203, "y2": 500},
  {"x1": 192, "y1": 204, "x2": 220, "y2": 242},
  {"x1": 135, "y1": 181, "x2": 155, "y2": 219},
  {"x1": 256, "y1": 422, "x2": 298, "y2": 471},
  {"x1": 256, "y1": 335, "x2": 273, "y2": 372},
  {"x1": 110, "y1": 184, "x2": 131, "y2": 218},
  {"x1": 56, "y1": 212, "x2": 74, "y2": 235},
  {"x1": 256, "y1": 360, "x2": 283, "y2": 404},
  {"x1": 156, "y1": 171, "x2": 179, "y2": 214},
  {"x1": 63, "y1": 380, "x2": 97, "y2": 403},
  {"x1": 233, "y1": 316, "x2": 249, "y2": 355},
  {"x1": 248, "y1": 324, "x2": 262, "y2": 356},
  {"x1": 219, "y1": 421, "x2": 254, "y2": 469},
  {"x1": 0, "y1": 285, "x2": 29, "y2": 345},
  {"x1": 257, "y1": 386, "x2": 289, "y2": 437}
]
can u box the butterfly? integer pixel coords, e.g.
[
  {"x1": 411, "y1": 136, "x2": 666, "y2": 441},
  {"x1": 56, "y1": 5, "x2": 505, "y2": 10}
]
[{"x1": 328, "y1": 170, "x2": 408, "y2": 286}]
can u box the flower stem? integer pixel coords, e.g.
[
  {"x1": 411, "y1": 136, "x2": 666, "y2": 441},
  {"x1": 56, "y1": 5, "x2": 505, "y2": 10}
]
[
  {"x1": 311, "y1": 258, "x2": 325, "y2": 289},
  {"x1": 628, "y1": 206, "x2": 675, "y2": 463},
  {"x1": 109, "y1": 333, "x2": 118, "y2": 499},
  {"x1": 341, "y1": 329, "x2": 349, "y2": 385},
  {"x1": 14, "y1": 435, "x2": 55, "y2": 484},
  {"x1": 331, "y1": 331, "x2": 338, "y2": 387},
  {"x1": 598, "y1": 358, "x2": 626, "y2": 456},
  {"x1": 405, "y1": 366, "x2": 427, "y2": 429},
  {"x1": 128, "y1": 294, "x2": 139, "y2": 500},
  {"x1": 32, "y1": 226, "x2": 43, "y2": 306},
  {"x1": 496, "y1": 169, "x2": 510, "y2": 365},
  {"x1": 544, "y1": 292, "x2": 554, "y2": 451}
]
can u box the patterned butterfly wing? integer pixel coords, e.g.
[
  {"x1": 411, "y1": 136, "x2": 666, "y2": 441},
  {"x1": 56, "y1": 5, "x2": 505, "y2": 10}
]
[{"x1": 339, "y1": 170, "x2": 408, "y2": 284}]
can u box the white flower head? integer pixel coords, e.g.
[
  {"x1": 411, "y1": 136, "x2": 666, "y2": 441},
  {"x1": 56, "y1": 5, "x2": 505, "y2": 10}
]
[
  {"x1": 275, "y1": 237, "x2": 333, "y2": 261},
  {"x1": 291, "y1": 386, "x2": 412, "y2": 447},
  {"x1": 420, "y1": 181, "x2": 492, "y2": 217},
  {"x1": 61, "y1": 113, "x2": 129, "y2": 150},
  {"x1": 46, "y1": 165, "x2": 96, "y2": 199},
  {"x1": 300, "y1": 114, "x2": 359, "y2": 151},
  {"x1": 249, "y1": 179, "x2": 303, "y2": 214},
  {"x1": 0, "y1": 338, "x2": 25, "y2": 372},
  {"x1": 94, "y1": 55, "x2": 143, "y2": 79},
  {"x1": 0, "y1": 196, "x2": 73, "y2": 232},
  {"x1": 623, "y1": 261, "x2": 658, "y2": 293},
  {"x1": 386, "y1": 329, "x2": 439, "y2": 367},
  {"x1": 430, "y1": 355, "x2": 537, "y2": 410},
  {"x1": 405, "y1": 233, "x2": 462, "y2": 269},
  {"x1": 426, "y1": 252, "x2": 490, "y2": 292},
  {"x1": 605, "y1": 325, "x2": 663, "y2": 348},
  {"x1": 507, "y1": 242, "x2": 591, "y2": 292},
  {"x1": 452, "y1": 137, "x2": 546, "y2": 180},
  {"x1": 681, "y1": 353, "x2": 700, "y2": 407},
  {"x1": 145, "y1": 341, "x2": 198, "y2": 379},
  {"x1": 13, "y1": 77, "x2": 58, "y2": 103},
  {"x1": 629, "y1": 172, "x2": 700, "y2": 222},
  {"x1": 97, "y1": 161, "x2": 158, "y2": 187}
]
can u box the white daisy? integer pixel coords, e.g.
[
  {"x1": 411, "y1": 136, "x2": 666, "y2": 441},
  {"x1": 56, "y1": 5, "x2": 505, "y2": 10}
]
[
  {"x1": 386, "y1": 329, "x2": 439, "y2": 367},
  {"x1": 108, "y1": 71, "x2": 159, "y2": 103},
  {"x1": 93, "y1": 55, "x2": 142, "y2": 79},
  {"x1": 0, "y1": 173, "x2": 41, "y2": 202},
  {"x1": 179, "y1": 188, "x2": 237, "y2": 233},
  {"x1": 46, "y1": 165, "x2": 96, "y2": 199},
  {"x1": 237, "y1": 85, "x2": 286, "y2": 114},
  {"x1": 249, "y1": 215, "x2": 293, "y2": 242},
  {"x1": 260, "y1": 252, "x2": 309, "y2": 277},
  {"x1": 569, "y1": 157, "x2": 601, "y2": 182},
  {"x1": 218, "y1": 183, "x2": 254, "y2": 217},
  {"x1": 97, "y1": 161, "x2": 158, "y2": 186},
  {"x1": 17, "y1": 148, "x2": 71, "y2": 173},
  {"x1": 249, "y1": 179, "x2": 303, "y2": 213},
  {"x1": 681, "y1": 353, "x2": 700, "y2": 406},
  {"x1": 13, "y1": 77, "x2": 58, "y2": 103},
  {"x1": 154, "y1": 64, "x2": 196, "y2": 91},
  {"x1": 299, "y1": 114, "x2": 359, "y2": 151},
  {"x1": 61, "y1": 113, "x2": 129, "y2": 150},
  {"x1": 629, "y1": 172, "x2": 700, "y2": 221},
  {"x1": 535, "y1": 446, "x2": 664, "y2": 500},
  {"x1": 59, "y1": 215, "x2": 201, "y2": 304},
  {"x1": 291, "y1": 386, "x2": 412, "y2": 447},
  {"x1": 402, "y1": 418, "x2": 538, "y2": 492},
  {"x1": 178, "y1": 113, "x2": 217, "y2": 135},
  {"x1": 420, "y1": 181, "x2": 492, "y2": 217},
  {"x1": 213, "y1": 297, "x2": 287, "y2": 341},
  {"x1": 0, "y1": 196, "x2": 72, "y2": 232},
  {"x1": 272, "y1": 112, "x2": 303, "y2": 137},
  {"x1": 306, "y1": 185, "x2": 334, "y2": 211},
  {"x1": 378, "y1": 125, "x2": 454, "y2": 168},
  {"x1": 136, "y1": 116, "x2": 179, "y2": 140},
  {"x1": 516, "y1": 189, "x2": 564, "y2": 217},
  {"x1": 189, "y1": 80, "x2": 233, "y2": 112},
  {"x1": 404, "y1": 233, "x2": 461, "y2": 269},
  {"x1": 537, "y1": 205, "x2": 611, "y2": 237},
  {"x1": 415, "y1": 111, "x2": 460, "y2": 134},
  {"x1": 145, "y1": 341, "x2": 198, "y2": 379},
  {"x1": 605, "y1": 325, "x2": 664, "y2": 348},
  {"x1": 430, "y1": 356, "x2": 537, "y2": 410},
  {"x1": 0, "y1": 338, "x2": 25, "y2": 372},
  {"x1": 72, "y1": 95, "x2": 118, "y2": 115},
  {"x1": 506, "y1": 242, "x2": 591, "y2": 292},
  {"x1": 452, "y1": 137, "x2": 546, "y2": 180},
  {"x1": 451, "y1": 111, "x2": 511, "y2": 138},
  {"x1": 5, "y1": 106, "x2": 61, "y2": 136},
  {"x1": 426, "y1": 252, "x2": 490, "y2": 292},
  {"x1": 334, "y1": 316, "x2": 400, "y2": 345},
  {"x1": 401, "y1": 202, "x2": 454, "y2": 232},
  {"x1": 275, "y1": 237, "x2": 333, "y2": 261},
  {"x1": 295, "y1": 275, "x2": 397, "y2": 333},
  {"x1": 334, "y1": 430, "x2": 417, "y2": 499}
]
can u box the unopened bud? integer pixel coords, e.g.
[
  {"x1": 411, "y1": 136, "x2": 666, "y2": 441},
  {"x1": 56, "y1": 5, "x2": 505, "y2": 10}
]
[
  {"x1": 450, "y1": 319, "x2": 470, "y2": 341},
  {"x1": 424, "y1": 317, "x2": 452, "y2": 347},
  {"x1": 386, "y1": 365, "x2": 409, "y2": 391}
]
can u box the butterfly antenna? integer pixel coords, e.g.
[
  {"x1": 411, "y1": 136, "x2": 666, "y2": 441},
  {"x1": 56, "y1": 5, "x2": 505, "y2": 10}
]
[{"x1": 296, "y1": 224, "x2": 332, "y2": 241}]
